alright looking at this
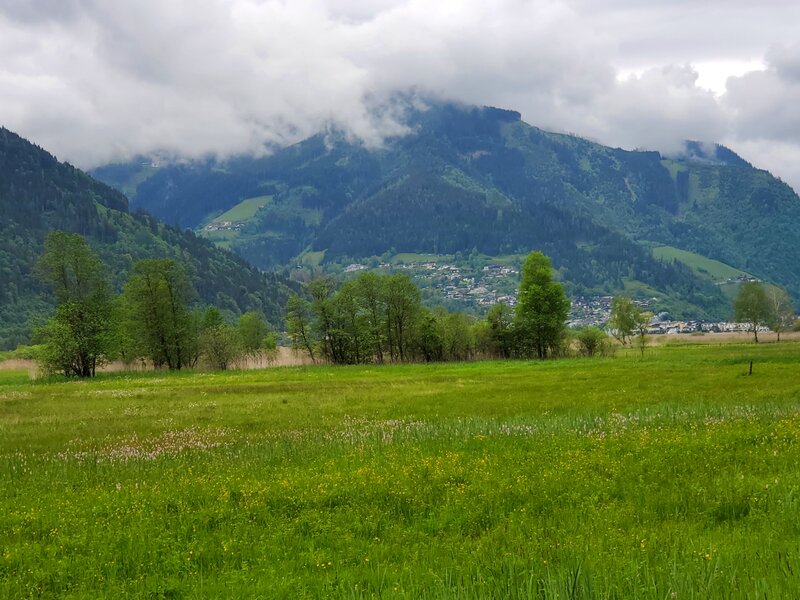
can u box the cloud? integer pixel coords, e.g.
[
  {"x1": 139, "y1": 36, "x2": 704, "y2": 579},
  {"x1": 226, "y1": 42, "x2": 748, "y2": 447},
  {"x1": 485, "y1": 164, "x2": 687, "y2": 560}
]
[
  {"x1": 588, "y1": 66, "x2": 729, "y2": 155},
  {"x1": 0, "y1": 0, "x2": 798, "y2": 192},
  {"x1": 716, "y1": 44, "x2": 800, "y2": 189},
  {"x1": 726, "y1": 70, "x2": 800, "y2": 144}
]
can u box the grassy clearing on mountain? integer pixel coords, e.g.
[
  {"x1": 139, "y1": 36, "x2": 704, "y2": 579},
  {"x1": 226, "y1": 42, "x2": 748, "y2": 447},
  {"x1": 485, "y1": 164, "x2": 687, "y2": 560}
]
[
  {"x1": 2, "y1": 343, "x2": 799, "y2": 598},
  {"x1": 207, "y1": 195, "x2": 273, "y2": 226},
  {"x1": 652, "y1": 245, "x2": 749, "y2": 282}
]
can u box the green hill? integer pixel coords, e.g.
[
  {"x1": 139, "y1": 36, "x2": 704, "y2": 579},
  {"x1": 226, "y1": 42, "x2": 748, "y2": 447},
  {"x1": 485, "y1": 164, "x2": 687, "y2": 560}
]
[
  {"x1": 0, "y1": 128, "x2": 296, "y2": 349},
  {"x1": 92, "y1": 102, "x2": 800, "y2": 318}
]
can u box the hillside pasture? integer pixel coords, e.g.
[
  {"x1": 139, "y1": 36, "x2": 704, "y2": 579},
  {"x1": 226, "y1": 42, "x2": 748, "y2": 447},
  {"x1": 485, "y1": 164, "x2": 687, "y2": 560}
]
[
  {"x1": 652, "y1": 245, "x2": 749, "y2": 282},
  {"x1": 206, "y1": 195, "x2": 273, "y2": 227},
  {"x1": 1, "y1": 343, "x2": 799, "y2": 598}
]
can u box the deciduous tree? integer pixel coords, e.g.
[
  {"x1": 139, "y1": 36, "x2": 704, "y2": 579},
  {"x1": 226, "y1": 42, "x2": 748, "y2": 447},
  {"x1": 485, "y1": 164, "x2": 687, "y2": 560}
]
[
  {"x1": 123, "y1": 259, "x2": 197, "y2": 369},
  {"x1": 766, "y1": 286, "x2": 795, "y2": 342},
  {"x1": 384, "y1": 273, "x2": 421, "y2": 362},
  {"x1": 734, "y1": 281, "x2": 772, "y2": 343},
  {"x1": 237, "y1": 311, "x2": 276, "y2": 363},
  {"x1": 286, "y1": 294, "x2": 316, "y2": 362},
  {"x1": 486, "y1": 302, "x2": 515, "y2": 358},
  {"x1": 514, "y1": 252, "x2": 569, "y2": 359},
  {"x1": 608, "y1": 296, "x2": 637, "y2": 345},
  {"x1": 574, "y1": 326, "x2": 608, "y2": 358},
  {"x1": 34, "y1": 232, "x2": 112, "y2": 377},
  {"x1": 192, "y1": 306, "x2": 240, "y2": 370},
  {"x1": 635, "y1": 311, "x2": 653, "y2": 358}
]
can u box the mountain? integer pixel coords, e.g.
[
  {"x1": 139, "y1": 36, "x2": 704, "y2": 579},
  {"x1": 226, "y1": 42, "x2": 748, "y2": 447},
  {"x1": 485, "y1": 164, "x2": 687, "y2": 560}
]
[
  {"x1": 0, "y1": 127, "x2": 296, "y2": 349},
  {"x1": 92, "y1": 102, "x2": 800, "y2": 318}
]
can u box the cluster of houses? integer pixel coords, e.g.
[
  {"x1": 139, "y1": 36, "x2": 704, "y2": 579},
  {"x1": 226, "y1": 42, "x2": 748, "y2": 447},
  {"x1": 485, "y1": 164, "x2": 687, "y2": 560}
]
[
  {"x1": 341, "y1": 260, "x2": 774, "y2": 336},
  {"x1": 343, "y1": 260, "x2": 522, "y2": 307},
  {"x1": 204, "y1": 220, "x2": 241, "y2": 232},
  {"x1": 482, "y1": 264, "x2": 519, "y2": 277},
  {"x1": 344, "y1": 263, "x2": 368, "y2": 273},
  {"x1": 723, "y1": 274, "x2": 759, "y2": 285},
  {"x1": 391, "y1": 261, "x2": 519, "y2": 307},
  {"x1": 646, "y1": 319, "x2": 768, "y2": 335},
  {"x1": 567, "y1": 295, "x2": 614, "y2": 327}
]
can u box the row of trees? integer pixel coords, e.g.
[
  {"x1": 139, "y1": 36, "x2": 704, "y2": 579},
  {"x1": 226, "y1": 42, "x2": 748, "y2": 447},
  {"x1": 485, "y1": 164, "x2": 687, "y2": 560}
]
[
  {"x1": 35, "y1": 232, "x2": 276, "y2": 377},
  {"x1": 33, "y1": 234, "x2": 606, "y2": 375},
  {"x1": 38, "y1": 231, "x2": 793, "y2": 378},
  {"x1": 604, "y1": 281, "x2": 797, "y2": 350},
  {"x1": 286, "y1": 252, "x2": 573, "y2": 364}
]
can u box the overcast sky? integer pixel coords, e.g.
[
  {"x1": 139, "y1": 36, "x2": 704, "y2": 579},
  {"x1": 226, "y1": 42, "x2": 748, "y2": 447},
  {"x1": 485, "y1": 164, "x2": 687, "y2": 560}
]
[{"x1": 2, "y1": 0, "x2": 799, "y2": 191}]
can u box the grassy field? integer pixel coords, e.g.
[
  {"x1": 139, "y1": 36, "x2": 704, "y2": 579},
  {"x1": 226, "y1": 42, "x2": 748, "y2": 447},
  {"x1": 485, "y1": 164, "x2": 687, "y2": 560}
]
[
  {"x1": 208, "y1": 196, "x2": 273, "y2": 226},
  {"x1": 2, "y1": 343, "x2": 800, "y2": 598},
  {"x1": 652, "y1": 246, "x2": 748, "y2": 282}
]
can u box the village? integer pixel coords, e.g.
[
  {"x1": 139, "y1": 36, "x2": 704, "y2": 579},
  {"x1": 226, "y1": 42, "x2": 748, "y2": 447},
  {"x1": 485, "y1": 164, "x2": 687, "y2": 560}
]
[
  {"x1": 345, "y1": 260, "x2": 521, "y2": 308},
  {"x1": 342, "y1": 260, "x2": 765, "y2": 335}
]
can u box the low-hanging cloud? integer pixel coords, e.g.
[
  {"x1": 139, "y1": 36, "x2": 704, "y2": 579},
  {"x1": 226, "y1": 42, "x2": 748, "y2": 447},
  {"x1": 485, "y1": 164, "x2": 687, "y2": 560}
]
[{"x1": 1, "y1": 0, "x2": 799, "y2": 191}]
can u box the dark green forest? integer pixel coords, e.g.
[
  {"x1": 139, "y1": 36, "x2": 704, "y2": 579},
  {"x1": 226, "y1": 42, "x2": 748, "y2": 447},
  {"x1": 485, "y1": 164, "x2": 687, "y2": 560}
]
[{"x1": 0, "y1": 128, "x2": 296, "y2": 349}]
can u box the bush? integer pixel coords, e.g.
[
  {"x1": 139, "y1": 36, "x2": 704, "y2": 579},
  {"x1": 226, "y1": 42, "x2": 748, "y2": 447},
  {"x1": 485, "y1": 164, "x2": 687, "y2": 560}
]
[
  {"x1": 199, "y1": 325, "x2": 242, "y2": 371},
  {"x1": 574, "y1": 327, "x2": 613, "y2": 358}
]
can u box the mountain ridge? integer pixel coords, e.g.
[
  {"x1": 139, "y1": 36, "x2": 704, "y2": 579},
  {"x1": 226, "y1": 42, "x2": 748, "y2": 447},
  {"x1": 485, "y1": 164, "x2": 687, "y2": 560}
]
[{"x1": 91, "y1": 102, "x2": 800, "y2": 318}]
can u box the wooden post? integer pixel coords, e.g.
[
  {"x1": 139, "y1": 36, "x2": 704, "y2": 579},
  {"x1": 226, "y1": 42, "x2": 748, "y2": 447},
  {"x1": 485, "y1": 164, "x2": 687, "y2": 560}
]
[{"x1": 749, "y1": 360, "x2": 753, "y2": 376}]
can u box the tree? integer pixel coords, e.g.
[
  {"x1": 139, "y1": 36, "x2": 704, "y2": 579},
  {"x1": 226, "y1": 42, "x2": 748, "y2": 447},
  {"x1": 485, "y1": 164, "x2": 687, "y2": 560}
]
[
  {"x1": 329, "y1": 279, "x2": 367, "y2": 364},
  {"x1": 384, "y1": 274, "x2": 421, "y2": 362},
  {"x1": 286, "y1": 294, "x2": 316, "y2": 362},
  {"x1": 608, "y1": 296, "x2": 637, "y2": 345},
  {"x1": 634, "y1": 311, "x2": 653, "y2": 358},
  {"x1": 766, "y1": 286, "x2": 795, "y2": 342},
  {"x1": 414, "y1": 309, "x2": 444, "y2": 363},
  {"x1": 734, "y1": 281, "x2": 772, "y2": 343},
  {"x1": 574, "y1": 326, "x2": 608, "y2": 358},
  {"x1": 439, "y1": 311, "x2": 475, "y2": 361},
  {"x1": 514, "y1": 252, "x2": 569, "y2": 359},
  {"x1": 355, "y1": 272, "x2": 388, "y2": 364},
  {"x1": 123, "y1": 259, "x2": 197, "y2": 369},
  {"x1": 485, "y1": 302, "x2": 515, "y2": 358},
  {"x1": 198, "y1": 306, "x2": 243, "y2": 371},
  {"x1": 307, "y1": 276, "x2": 340, "y2": 363},
  {"x1": 34, "y1": 232, "x2": 112, "y2": 377},
  {"x1": 237, "y1": 311, "x2": 276, "y2": 363}
]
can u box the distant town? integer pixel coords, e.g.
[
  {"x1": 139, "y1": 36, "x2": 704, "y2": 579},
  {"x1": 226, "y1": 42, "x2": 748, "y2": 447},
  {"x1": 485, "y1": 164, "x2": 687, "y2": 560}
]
[{"x1": 340, "y1": 260, "x2": 768, "y2": 335}]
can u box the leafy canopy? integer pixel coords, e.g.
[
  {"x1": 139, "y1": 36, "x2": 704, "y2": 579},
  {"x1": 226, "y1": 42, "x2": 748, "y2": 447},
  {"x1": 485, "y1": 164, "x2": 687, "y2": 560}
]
[
  {"x1": 514, "y1": 251, "x2": 569, "y2": 359},
  {"x1": 34, "y1": 232, "x2": 113, "y2": 377}
]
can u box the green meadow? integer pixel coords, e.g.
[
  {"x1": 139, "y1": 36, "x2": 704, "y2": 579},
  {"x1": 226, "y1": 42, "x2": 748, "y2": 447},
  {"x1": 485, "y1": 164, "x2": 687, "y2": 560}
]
[
  {"x1": 651, "y1": 246, "x2": 748, "y2": 282},
  {"x1": 207, "y1": 196, "x2": 273, "y2": 227},
  {"x1": 1, "y1": 343, "x2": 799, "y2": 598}
]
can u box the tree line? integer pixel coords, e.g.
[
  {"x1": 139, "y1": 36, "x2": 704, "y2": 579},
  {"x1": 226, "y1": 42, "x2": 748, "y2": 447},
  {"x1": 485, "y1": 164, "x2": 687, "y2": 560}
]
[
  {"x1": 286, "y1": 251, "x2": 577, "y2": 364},
  {"x1": 33, "y1": 231, "x2": 795, "y2": 378},
  {"x1": 35, "y1": 233, "x2": 585, "y2": 376},
  {"x1": 34, "y1": 232, "x2": 276, "y2": 377}
]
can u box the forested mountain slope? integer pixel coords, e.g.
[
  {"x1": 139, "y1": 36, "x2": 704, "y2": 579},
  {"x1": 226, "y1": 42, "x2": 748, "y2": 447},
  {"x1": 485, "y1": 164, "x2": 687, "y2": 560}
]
[
  {"x1": 0, "y1": 127, "x2": 295, "y2": 348},
  {"x1": 92, "y1": 102, "x2": 800, "y2": 317}
]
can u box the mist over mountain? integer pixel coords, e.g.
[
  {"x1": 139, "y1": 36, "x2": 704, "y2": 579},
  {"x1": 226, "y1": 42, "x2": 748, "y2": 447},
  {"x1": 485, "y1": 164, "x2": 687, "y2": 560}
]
[{"x1": 93, "y1": 102, "x2": 800, "y2": 319}]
